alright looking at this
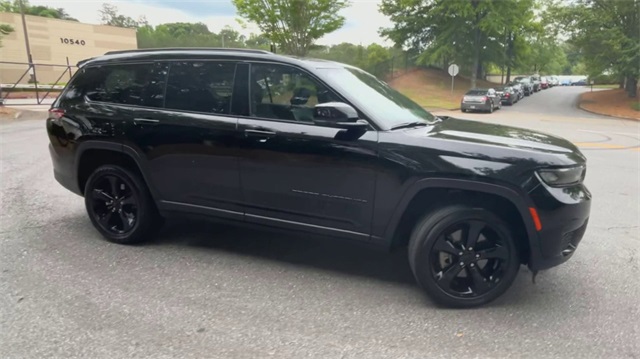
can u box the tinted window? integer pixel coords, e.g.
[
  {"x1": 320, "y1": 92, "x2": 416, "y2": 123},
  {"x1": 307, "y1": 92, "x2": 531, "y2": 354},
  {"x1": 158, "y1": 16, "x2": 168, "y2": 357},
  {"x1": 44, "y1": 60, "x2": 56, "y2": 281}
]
[
  {"x1": 318, "y1": 67, "x2": 436, "y2": 127},
  {"x1": 466, "y1": 90, "x2": 487, "y2": 95},
  {"x1": 250, "y1": 63, "x2": 339, "y2": 123},
  {"x1": 165, "y1": 61, "x2": 236, "y2": 114},
  {"x1": 82, "y1": 63, "x2": 167, "y2": 107}
]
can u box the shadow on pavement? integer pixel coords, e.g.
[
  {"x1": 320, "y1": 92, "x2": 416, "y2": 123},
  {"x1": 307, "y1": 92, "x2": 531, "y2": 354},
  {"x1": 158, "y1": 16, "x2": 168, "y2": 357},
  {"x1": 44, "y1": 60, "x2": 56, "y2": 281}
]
[{"x1": 153, "y1": 217, "x2": 418, "y2": 286}]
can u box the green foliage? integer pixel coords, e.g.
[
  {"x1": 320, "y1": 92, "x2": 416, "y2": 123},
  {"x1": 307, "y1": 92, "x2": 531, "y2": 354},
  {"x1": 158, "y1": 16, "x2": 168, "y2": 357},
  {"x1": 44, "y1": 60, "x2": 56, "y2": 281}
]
[
  {"x1": 516, "y1": 33, "x2": 568, "y2": 75},
  {"x1": 557, "y1": 0, "x2": 639, "y2": 97},
  {"x1": 137, "y1": 23, "x2": 265, "y2": 50},
  {"x1": 232, "y1": 0, "x2": 349, "y2": 56},
  {"x1": 0, "y1": 23, "x2": 13, "y2": 47},
  {"x1": 99, "y1": 3, "x2": 142, "y2": 28},
  {"x1": 379, "y1": 0, "x2": 540, "y2": 87},
  {"x1": 0, "y1": 0, "x2": 77, "y2": 21}
]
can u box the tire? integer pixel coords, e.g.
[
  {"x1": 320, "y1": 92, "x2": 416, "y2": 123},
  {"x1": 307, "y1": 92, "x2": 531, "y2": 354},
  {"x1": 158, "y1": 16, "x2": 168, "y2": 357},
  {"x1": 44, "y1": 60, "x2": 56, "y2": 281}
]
[
  {"x1": 408, "y1": 205, "x2": 520, "y2": 308},
  {"x1": 84, "y1": 165, "x2": 162, "y2": 244},
  {"x1": 488, "y1": 102, "x2": 494, "y2": 113},
  {"x1": 461, "y1": 109, "x2": 467, "y2": 113}
]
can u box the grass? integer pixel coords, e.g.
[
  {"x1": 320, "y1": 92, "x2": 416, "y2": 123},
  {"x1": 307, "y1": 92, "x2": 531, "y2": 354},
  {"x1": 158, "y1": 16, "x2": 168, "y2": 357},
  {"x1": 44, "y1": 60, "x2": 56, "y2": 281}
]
[
  {"x1": 388, "y1": 68, "x2": 499, "y2": 110},
  {"x1": 400, "y1": 89, "x2": 461, "y2": 109},
  {"x1": 632, "y1": 101, "x2": 640, "y2": 111},
  {"x1": 592, "y1": 84, "x2": 619, "y2": 89}
]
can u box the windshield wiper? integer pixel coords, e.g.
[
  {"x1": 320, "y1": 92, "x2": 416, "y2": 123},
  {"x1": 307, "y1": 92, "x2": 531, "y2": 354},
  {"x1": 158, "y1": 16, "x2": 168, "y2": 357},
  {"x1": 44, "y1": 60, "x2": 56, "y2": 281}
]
[{"x1": 390, "y1": 121, "x2": 429, "y2": 130}]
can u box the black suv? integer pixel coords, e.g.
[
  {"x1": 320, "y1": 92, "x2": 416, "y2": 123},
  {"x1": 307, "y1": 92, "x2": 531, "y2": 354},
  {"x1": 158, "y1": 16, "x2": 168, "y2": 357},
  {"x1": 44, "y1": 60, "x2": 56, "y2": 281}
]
[{"x1": 46, "y1": 48, "x2": 591, "y2": 308}]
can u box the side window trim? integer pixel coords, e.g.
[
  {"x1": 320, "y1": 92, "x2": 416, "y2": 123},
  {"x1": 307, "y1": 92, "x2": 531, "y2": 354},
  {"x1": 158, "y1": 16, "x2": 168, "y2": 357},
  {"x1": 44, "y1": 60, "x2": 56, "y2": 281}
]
[{"x1": 230, "y1": 62, "x2": 250, "y2": 117}]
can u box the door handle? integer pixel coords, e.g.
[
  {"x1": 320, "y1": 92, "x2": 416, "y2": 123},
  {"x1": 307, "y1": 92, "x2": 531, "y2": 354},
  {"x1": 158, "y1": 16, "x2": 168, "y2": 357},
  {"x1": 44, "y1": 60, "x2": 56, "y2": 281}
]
[
  {"x1": 133, "y1": 118, "x2": 160, "y2": 125},
  {"x1": 244, "y1": 129, "x2": 276, "y2": 138}
]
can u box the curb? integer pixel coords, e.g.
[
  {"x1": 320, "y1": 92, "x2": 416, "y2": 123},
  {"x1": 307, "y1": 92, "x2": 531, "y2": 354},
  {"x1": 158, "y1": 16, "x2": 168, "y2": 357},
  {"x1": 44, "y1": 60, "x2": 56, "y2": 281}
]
[
  {"x1": 0, "y1": 108, "x2": 46, "y2": 121},
  {"x1": 578, "y1": 93, "x2": 640, "y2": 121}
]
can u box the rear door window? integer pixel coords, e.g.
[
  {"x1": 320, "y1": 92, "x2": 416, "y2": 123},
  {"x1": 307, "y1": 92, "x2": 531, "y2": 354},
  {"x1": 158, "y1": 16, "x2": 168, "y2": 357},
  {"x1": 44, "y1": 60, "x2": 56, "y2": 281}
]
[
  {"x1": 164, "y1": 61, "x2": 237, "y2": 114},
  {"x1": 82, "y1": 63, "x2": 167, "y2": 108}
]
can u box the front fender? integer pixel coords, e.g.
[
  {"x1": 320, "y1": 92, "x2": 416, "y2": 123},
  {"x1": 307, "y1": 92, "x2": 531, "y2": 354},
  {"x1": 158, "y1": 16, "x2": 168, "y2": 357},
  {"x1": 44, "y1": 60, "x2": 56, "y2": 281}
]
[{"x1": 382, "y1": 178, "x2": 541, "y2": 265}]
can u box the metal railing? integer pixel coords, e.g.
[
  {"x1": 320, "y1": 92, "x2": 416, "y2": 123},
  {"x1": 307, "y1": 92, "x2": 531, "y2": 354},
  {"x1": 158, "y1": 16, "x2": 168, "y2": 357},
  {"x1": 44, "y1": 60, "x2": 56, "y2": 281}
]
[{"x1": 0, "y1": 58, "x2": 76, "y2": 106}]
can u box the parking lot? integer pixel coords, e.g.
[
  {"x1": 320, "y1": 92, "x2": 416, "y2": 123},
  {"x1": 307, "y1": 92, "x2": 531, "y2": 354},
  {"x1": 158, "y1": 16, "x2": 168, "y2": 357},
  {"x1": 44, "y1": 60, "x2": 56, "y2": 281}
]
[{"x1": 1, "y1": 86, "x2": 638, "y2": 358}]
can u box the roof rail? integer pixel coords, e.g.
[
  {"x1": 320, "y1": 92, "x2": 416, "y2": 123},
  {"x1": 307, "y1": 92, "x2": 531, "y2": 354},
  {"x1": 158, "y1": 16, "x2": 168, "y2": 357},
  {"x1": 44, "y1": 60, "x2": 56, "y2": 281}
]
[{"x1": 104, "y1": 47, "x2": 273, "y2": 56}]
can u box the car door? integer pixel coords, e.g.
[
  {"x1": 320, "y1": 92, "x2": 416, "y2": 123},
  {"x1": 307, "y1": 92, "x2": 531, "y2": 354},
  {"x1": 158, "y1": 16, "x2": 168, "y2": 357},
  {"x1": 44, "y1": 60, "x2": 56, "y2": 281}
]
[
  {"x1": 236, "y1": 62, "x2": 379, "y2": 241},
  {"x1": 121, "y1": 60, "x2": 244, "y2": 220}
]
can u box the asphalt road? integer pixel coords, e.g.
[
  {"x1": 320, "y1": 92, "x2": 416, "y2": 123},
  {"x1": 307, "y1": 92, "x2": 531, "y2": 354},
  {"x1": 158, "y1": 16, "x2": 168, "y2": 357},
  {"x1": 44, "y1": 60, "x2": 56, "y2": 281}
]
[{"x1": 1, "y1": 86, "x2": 639, "y2": 358}]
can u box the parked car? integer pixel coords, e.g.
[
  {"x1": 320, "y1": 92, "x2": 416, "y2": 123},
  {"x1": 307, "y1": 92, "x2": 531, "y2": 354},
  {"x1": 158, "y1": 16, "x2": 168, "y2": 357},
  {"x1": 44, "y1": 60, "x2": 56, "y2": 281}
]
[
  {"x1": 461, "y1": 88, "x2": 502, "y2": 113},
  {"x1": 513, "y1": 76, "x2": 534, "y2": 96},
  {"x1": 540, "y1": 77, "x2": 549, "y2": 89},
  {"x1": 530, "y1": 75, "x2": 542, "y2": 92},
  {"x1": 549, "y1": 76, "x2": 560, "y2": 87},
  {"x1": 572, "y1": 79, "x2": 588, "y2": 86},
  {"x1": 46, "y1": 48, "x2": 591, "y2": 308},
  {"x1": 506, "y1": 82, "x2": 525, "y2": 100},
  {"x1": 561, "y1": 79, "x2": 571, "y2": 86},
  {"x1": 496, "y1": 86, "x2": 518, "y2": 105}
]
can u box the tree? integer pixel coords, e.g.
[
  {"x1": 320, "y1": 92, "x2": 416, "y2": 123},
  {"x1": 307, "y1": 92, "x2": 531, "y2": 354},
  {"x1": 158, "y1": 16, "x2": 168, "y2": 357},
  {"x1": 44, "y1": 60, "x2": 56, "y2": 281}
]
[
  {"x1": 558, "y1": 0, "x2": 639, "y2": 97},
  {"x1": 232, "y1": 0, "x2": 349, "y2": 56},
  {"x1": 99, "y1": 3, "x2": 141, "y2": 28},
  {"x1": 380, "y1": 0, "x2": 538, "y2": 87},
  {"x1": 0, "y1": 0, "x2": 78, "y2": 21},
  {"x1": 0, "y1": 23, "x2": 14, "y2": 47}
]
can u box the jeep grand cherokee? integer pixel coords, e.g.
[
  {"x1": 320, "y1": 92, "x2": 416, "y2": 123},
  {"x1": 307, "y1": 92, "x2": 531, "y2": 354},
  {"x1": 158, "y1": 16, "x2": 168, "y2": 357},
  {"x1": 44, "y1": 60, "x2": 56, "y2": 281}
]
[{"x1": 46, "y1": 48, "x2": 591, "y2": 308}]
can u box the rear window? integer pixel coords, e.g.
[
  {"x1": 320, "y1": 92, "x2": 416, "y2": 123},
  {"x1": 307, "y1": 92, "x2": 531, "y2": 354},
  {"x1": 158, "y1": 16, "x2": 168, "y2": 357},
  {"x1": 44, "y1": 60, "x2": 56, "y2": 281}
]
[
  {"x1": 77, "y1": 63, "x2": 167, "y2": 107},
  {"x1": 466, "y1": 90, "x2": 487, "y2": 95}
]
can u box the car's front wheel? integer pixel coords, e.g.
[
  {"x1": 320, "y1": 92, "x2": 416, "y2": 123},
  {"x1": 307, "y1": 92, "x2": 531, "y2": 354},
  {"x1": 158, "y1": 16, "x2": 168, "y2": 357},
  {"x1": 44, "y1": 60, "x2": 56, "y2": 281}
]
[
  {"x1": 408, "y1": 205, "x2": 520, "y2": 308},
  {"x1": 84, "y1": 165, "x2": 162, "y2": 244}
]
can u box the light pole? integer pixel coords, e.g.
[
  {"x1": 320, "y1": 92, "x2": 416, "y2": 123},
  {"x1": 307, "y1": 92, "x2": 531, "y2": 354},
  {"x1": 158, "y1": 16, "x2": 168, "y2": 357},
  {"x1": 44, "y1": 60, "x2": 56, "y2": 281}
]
[
  {"x1": 18, "y1": 0, "x2": 40, "y2": 102},
  {"x1": 18, "y1": 0, "x2": 33, "y2": 66}
]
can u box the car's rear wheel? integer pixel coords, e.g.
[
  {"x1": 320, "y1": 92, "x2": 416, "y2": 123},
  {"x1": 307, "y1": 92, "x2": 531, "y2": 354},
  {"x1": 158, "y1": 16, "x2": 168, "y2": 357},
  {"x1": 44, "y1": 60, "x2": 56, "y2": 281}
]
[
  {"x1": 84, "y1": 165, "x2": 162, "y2": 244},
  {"x1": 408, "y1": 205, "x2": 520, "y2": 308},
  {"x1": 488, "y1": 102, "x2": 494, "y2": 113}
]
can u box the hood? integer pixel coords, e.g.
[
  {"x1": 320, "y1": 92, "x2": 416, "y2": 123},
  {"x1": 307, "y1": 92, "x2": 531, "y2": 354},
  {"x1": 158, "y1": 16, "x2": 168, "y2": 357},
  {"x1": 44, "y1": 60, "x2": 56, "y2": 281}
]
[{"x1": 402, "y1": 117, "x2": 586, "y2": 164}]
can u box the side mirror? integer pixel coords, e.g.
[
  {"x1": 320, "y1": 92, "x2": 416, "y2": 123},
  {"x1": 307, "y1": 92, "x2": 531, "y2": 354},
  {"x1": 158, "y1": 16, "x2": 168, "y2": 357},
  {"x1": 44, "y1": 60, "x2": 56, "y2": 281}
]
[{"x1": 313, "y1": 102, "x2": 369, "y2": 130}]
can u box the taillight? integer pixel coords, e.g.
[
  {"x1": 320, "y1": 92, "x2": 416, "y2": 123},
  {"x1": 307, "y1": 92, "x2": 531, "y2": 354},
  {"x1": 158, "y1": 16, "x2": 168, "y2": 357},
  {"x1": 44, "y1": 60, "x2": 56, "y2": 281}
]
[
  {"x1": 49, "y1": 108, "x2": 65, "y2": 120},
  {"x1": 505, "y1": 93, "x2": 510, "y2": 97},
  {"x1": 481, "y1": 96, "x2": 487, "y2": 101}
]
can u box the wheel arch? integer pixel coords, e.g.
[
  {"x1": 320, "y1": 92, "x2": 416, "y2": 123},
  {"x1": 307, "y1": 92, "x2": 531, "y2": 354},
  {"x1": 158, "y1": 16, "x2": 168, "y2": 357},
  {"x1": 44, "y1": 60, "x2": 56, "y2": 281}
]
[
  {"x1": 75, "y1": 141, "x2": 158, "y2": 199},
  {"x1": 384, "y1": 178, "x2": 539, "y2": 264}
]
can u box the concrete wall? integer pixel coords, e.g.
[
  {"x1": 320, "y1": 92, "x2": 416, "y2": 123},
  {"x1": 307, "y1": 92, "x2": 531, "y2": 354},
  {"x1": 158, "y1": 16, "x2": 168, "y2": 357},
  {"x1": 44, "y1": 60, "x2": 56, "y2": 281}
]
[{"x1": 0, "y1": 12, "x2": 137, "y2": 84}]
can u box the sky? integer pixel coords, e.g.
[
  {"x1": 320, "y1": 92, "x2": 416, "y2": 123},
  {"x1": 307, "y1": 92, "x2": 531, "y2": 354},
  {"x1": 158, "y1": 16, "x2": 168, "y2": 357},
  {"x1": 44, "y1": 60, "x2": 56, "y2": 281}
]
[{"x1": 28, "y1": 0, "x2": 394, "y2": 46}]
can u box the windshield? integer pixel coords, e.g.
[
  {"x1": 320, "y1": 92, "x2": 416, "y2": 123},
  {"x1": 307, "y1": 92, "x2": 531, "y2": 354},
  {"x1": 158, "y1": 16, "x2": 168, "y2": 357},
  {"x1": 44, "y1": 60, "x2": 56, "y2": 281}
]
[{"x1": 318, "y1": 66, "x2": 436, "y2": 128}]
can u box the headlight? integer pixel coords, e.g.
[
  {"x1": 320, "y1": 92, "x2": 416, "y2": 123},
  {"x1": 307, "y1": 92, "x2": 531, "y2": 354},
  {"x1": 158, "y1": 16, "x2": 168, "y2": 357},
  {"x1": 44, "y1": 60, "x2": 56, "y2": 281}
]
[{"x1": 537, "y1": 166, "x2": 586, "y2": 187}]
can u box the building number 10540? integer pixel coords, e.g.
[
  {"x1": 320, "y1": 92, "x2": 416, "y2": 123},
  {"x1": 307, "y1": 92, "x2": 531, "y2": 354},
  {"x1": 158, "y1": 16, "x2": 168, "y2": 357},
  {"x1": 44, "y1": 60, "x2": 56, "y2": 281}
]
[{"x1": 60, "y1": 38, "x2": 86, "y2": 46}]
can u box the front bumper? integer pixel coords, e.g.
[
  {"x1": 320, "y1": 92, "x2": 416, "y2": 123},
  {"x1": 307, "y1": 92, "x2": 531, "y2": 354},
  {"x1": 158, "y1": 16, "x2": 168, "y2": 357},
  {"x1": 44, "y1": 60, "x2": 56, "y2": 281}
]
[{"x1": 527, "y1": 179, "x2": 592, "y2": 270}]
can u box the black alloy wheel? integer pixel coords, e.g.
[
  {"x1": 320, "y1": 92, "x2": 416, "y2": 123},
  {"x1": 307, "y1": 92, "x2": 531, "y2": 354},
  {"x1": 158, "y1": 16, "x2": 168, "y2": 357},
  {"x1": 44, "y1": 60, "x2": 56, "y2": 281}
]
[
  {"x1": 408, "y1": 205, "x2": 519, "y2": 308},
  {"x1": 89, "y1": 174, "x2": 138, "y2": 236},
  {"x1": 84, "y1": 165, "x2": 162, "y2": 244}
]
